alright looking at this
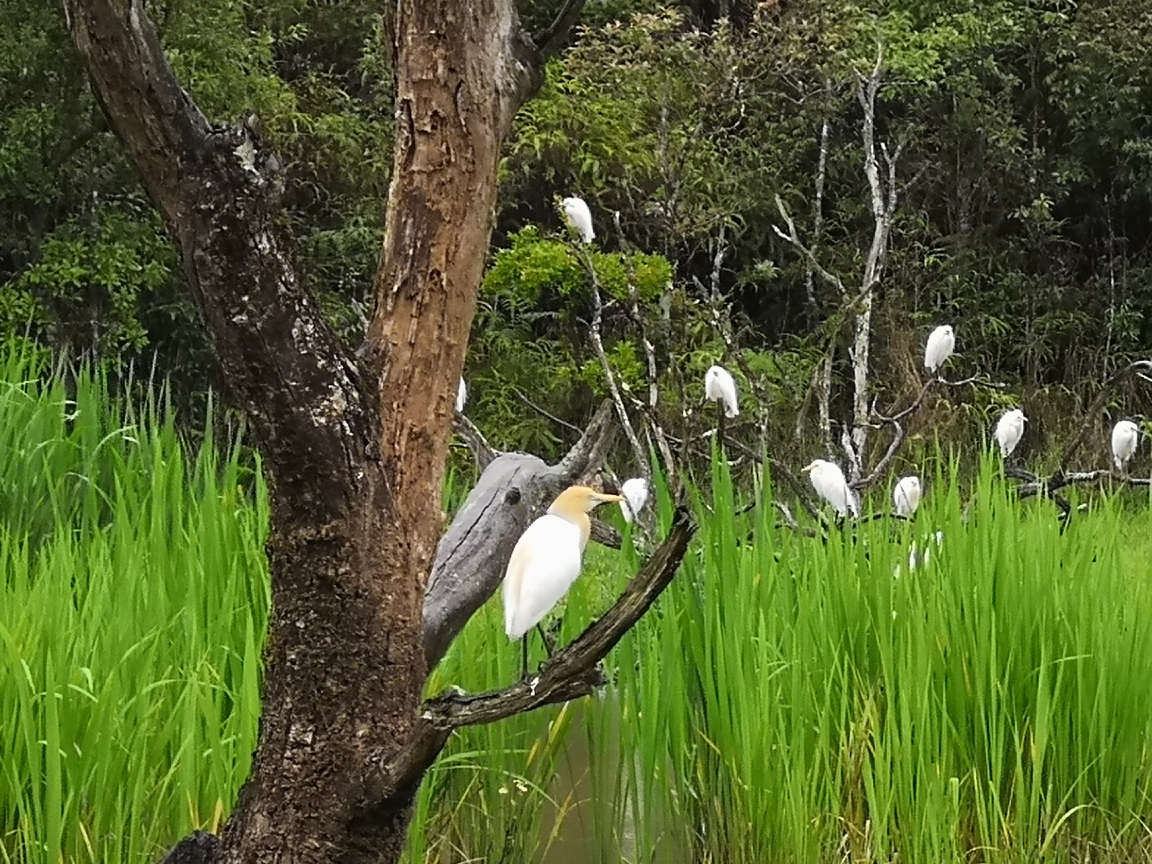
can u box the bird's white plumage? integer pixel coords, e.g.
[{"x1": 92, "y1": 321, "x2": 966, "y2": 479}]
[
  {"x1": 704, "y1": 365, "x2": 739, "y2": 418},
  {"x1": 803, "y1": 459, "x2": 858, "y2": 517},
  {"x1": 1112, "y1": 420, "x2": 1140, "y2": 472},
  {"x1": 502, "y1": 514, "x2": 585, "y2": 640},
  {"x1": 893, "y1": 475, "x2": 921, "y2": 517},
  {"x1": 924, "y1": 325, "x2": 955, "y2": 373},
  {"x1": 456, "y1": 377, "x2": 467, "y2": 413},
  {"x1": 562, "y1": 196, "x2": 595, "y2": 244},
  {"x1": 619, "y1": 477, "x2": 649, "y2": 523},
  {"x1": 995, "y1": 409, "x2": 1027, "y2": 457}
]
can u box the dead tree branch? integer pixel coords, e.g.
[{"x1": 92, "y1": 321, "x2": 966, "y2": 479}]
[
  {"x1": 371, "y1": 506, "x2": 696, "y2": 804},
  {"x1": 614, "y1": 211, "x2": 676, "y2": 485},
  {"x1": 453, "y1": 412, "x2": 498, "y2": 469},
  {"x1": 578, "y1": 244, "x2": 650, "y2": 479}
]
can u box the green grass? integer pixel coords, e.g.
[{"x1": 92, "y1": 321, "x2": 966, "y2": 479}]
[
  {"x1": 0, "y1": 349, "x2": 269, "y2": 863},
  {"x1": 4, "y1": 347, "x2": 1152, "y2": 862},
  {"x1": 420, "y1": 455, "x2": 1152, "y2": 863}
]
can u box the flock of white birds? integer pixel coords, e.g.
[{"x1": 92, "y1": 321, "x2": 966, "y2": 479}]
[{"x1": 465, "y1": 197, "x2": 1144, "y2": 673}]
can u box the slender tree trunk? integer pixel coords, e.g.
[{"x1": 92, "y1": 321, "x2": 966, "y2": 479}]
[{"x1": 849, "y1": 54, "x2": 899, "y2": 471}]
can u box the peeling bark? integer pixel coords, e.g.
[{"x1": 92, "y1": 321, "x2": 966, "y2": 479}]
[{"x1": 64, "y1": 0, "x2": 646, "y2": 862}]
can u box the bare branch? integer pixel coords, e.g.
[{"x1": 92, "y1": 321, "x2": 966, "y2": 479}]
[
  {"x1": 374, "y1": 506, "x2": 696, "y2": 803},
  {"x1": 578, "y1": 245, "x2": 649, "y2": 478},
  {"x1": 805, "y1": 80, "x2": 834, "y2": 313},
  {"x1": 613, "y1": 210, "x2": 674, "y2": 483},
  {"x1": 533, "y1": 0, "x2": 587, "y2": 60},
  {"x1": 514, "y1": 387, "x2": 584, "y2": 436},
  {"x1": 557, "y1": 399, "x2": 618, "y2": 481},
  {"x1": 453, "y1": 412, "x2": 497, "y2": 468},
  {"x1": 773, "y1": 195, "x2": 848, "y2": 295}
]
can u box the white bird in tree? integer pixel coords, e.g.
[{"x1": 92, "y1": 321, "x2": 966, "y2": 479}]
[
  {"x1": 561, "y1": 196, "x2": 595, "y2": 244},
  {"x1": 924, "y1": 325, "x2": 955, "y2": 374},
  {"x1": 503, "y1": 485, "x2": 625, "y2": 676},
  {"x1": 619, "y1": 477, "x2": 649, "y2": 524},
  {"x1": 1111, "y1": 420, "x2": 1140, "y2": 473},
  {"x1": 456, "y1": 377, "x2": 467, "y2": 413},
  {"x1": 704, "y1": 365, "x2": 739, "y2": 418},
  {"x1": 802, "y1": 459, "x2": 859, "y2": 518},
  {"x1": 995, "y1": 409, "x2": 1027, "y2": 457},
  {"x1": 893, "y1": 475, "x2": 921, "y2": 517}
]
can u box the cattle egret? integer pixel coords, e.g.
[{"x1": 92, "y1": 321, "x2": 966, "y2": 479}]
[
  {"x1": 893, "y1": 475, "x2": 921, "y2": 517},
  {"x1": 456, "y1": 378, "x2": 467, "y2": 413},
  {"x1": 1112, "y1": 420, "x2": 1140, "y2": 472},
  {"x1": 619, "y1": 477, "x2": 649, "y2": 524},
  {"x1": 801, "y1": 459, "x2": 859, "y2": 518},
  {"x1": 704, "y1": 365, "x2": 739, "y2": 418},
  {"x1": 503, "y1": 485, "x2": 624, "y2": 675},
  {"x1": 995, "y1": 409, "x2": 1027, "y2": 457},
  {"x1": 924, "y1": 325, "x2": 955, "y2": 374},
  {"x1": 561, "y1": 196, "x2": 595, "y2": 244}
]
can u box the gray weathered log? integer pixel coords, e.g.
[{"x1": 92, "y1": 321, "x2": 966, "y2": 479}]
[{"x1": 424, "y1": 401, "x2": 617, "y2": 667}]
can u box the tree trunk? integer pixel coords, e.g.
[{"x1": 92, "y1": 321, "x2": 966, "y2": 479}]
[{"x1": 63, "y1": 0, "x2": 578, "y2": 861}]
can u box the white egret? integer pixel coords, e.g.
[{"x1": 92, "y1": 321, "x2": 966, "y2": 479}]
[
  {"x1": 801, "y1": 459, "x2": 858, "y2": 518},
  {"x1": 704, "y1": 365, "x2": 739, "y2": 418},
  {"x1": 503, "y1": 485, "x2": 624, "y2": 675},
  {"x1": 924, "y1": 325, "x2": 955, "y2": 374},
  {"x1": 456, "y1": 377, "x2": 467, "y2": 413},
  {"x1": 619, "y1": 477, "x2": 649, "y2": 524},
  {"x1": 561, "y1": 196, "x2": 595, "y2": 244},
  {"x1": 1112, "y1": 419, "x2": 1140, "y2": 472},
  {"x1": 995, "y1": 409, "x2": 1027, "y2": 457},
  {"x1": 893, "y1": 475, "x2": 921, "y2": 517}
]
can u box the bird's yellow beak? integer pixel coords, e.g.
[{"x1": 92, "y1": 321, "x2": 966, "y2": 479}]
[{"x1": 801, "y1": 461, "x2": 817, "y2": 473}]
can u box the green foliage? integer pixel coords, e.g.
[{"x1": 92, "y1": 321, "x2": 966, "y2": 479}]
[{"x1": 468, "y1": 227, "x2": 677, "y2": 457}]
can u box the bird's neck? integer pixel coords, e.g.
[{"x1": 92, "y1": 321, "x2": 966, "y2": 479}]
[{"x1": 550, "y1": 509, "x2": 592, "y2": 550}]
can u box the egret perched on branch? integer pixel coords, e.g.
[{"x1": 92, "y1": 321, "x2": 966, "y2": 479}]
[
  {"x1": 893, "y1": 475, "x2": 921, "y2": 517},
  {"x1": 503, "y1": 485, "x2": 624, "y2": 676},
  {"x1": 456, "y1": 378, "x2": 467, "y2": 413},
  {"x1": 802, "y1": 459, "x2": 858, "y2": 518},
  {"x1": 561, "y1": 196, "x2": 595, "y2": 244},
  {"x1": 995, "y1": 409, "x2": 1027, "y2": 457},
  {"x1": 1111, "y1": 420, "x2": 1140, "y2": 473},
  {"x1": 619, "y1": 477, "x2": 649, "y2": 524},
  {"x1": 704, "y1": 365, "x2": 739, "y2": 418},
  {"x1": 924, "y1": 325, "x2": 955, "y2": 374}
]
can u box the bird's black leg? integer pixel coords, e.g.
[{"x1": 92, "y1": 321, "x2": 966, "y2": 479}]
[
  {"x1": 521, "y1": 637, "x2": 529, "y2": 680},
  {"x1": 536, "y1": 622, "x2": 558, "y2": 658}
]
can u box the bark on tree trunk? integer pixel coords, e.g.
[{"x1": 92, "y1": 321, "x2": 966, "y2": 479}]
[{"x1": 63, "y1": 0, "x2": 612, "y2": 862}]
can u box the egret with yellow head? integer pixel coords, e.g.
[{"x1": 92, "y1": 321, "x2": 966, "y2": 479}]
[{"x1": 503, "y1": 485, "x2": 624, "y2": 676}]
